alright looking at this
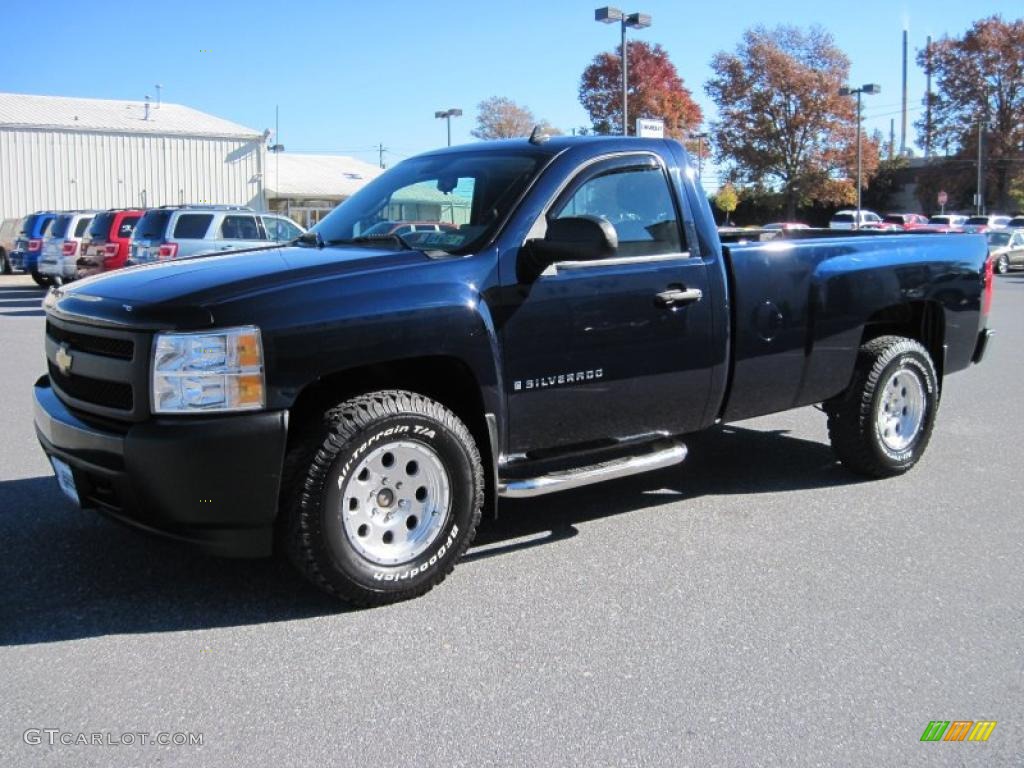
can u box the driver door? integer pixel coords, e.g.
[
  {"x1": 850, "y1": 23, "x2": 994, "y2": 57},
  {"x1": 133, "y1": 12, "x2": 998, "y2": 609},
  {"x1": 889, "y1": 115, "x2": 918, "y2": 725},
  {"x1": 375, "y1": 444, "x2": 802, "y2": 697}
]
[{"x1": 500, "y1": 153, "x2": 714, "y2": 457}]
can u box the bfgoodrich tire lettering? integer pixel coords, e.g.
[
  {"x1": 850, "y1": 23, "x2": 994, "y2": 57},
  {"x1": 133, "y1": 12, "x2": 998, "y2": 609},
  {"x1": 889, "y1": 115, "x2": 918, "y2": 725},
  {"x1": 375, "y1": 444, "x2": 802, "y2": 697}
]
[
  {"x1": 825, "y1": 336, "x2": 939, "y2": 478},
  {"x1": 286, "y1": 390, "x2": 484, "y2": 606}
]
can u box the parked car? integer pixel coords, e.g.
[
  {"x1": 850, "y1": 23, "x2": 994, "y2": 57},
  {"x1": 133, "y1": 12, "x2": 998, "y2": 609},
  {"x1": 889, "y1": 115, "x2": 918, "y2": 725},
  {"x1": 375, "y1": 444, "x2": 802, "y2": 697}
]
[
  {"x1": 928, "y1": 214, "x2": 967, "y2": 229},
  {"x1": 829, "y1": 209, "x2": 882, "y2": 229},
  {"x1": 35, "y1": 136, "x2": 993, "y2": 606},
  {"x1": 762, "y1": 222, "x2": 810, "y2": 231},
  {"x1": 361, "y1": 220, "x2": 459, "y2": 237},
  {"x1": 883, "y1": 213, "x2": 930, "y2": 230},
  {"x1": 0, "y1": 217, "x2": 22, "y2": 274},
  {"x1": 987, "y1": 230, "x2": 1024, "y2": 274},
  {"x1": 9, "y1": 211, "x2": 58, "y2": 285},
  {"x1": 75, "y1": 209, "x2": 144, "y2": 279},
  {"x1": 962, "y1": 215, "x2": 1012, "y2": 234},
  {"x1": 130, "y1": 206, "x2": 304, "y2": 264},
  {"x1": 38, "y1": 211, "x2": 97, "y2": 285}
]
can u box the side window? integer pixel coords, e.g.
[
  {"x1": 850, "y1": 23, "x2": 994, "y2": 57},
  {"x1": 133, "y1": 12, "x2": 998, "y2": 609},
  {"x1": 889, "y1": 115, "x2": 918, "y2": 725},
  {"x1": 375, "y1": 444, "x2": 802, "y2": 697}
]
[
  {"x1": 553, "y1": 164, "x2": 683, "y2": 257},
  {"x1": 173, "y1": 214, "x2": 214, "y2": 239},
  {"x1": 119, "y1": 216, "x2": 141, "y2": 238},
  {"x1": 220, "y1": 215, "x2": 260, "y2": 240}
]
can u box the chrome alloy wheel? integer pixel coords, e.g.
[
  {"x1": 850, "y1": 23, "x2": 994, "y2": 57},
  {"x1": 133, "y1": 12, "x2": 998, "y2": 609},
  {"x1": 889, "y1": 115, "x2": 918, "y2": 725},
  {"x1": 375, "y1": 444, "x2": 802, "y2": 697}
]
[
  {"x1": 876, "y1": 367, "x2": 926, "y2": 452},
  {"x1": 340, "y1": 440, "x2": 451, "y2": 566}
]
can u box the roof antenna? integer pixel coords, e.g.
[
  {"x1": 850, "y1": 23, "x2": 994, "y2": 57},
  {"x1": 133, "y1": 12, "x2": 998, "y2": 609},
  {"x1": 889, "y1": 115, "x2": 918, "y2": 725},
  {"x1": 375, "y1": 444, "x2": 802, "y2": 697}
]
[{"x1": 528, "y1": 125, "x2": 550, "y2": 145}]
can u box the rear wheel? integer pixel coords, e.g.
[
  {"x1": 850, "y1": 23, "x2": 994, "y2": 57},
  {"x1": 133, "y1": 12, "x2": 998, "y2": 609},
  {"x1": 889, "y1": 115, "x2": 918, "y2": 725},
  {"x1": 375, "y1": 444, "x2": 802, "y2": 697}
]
[
  {"x1": 30, "y1": 270, "x2": 50, "y2": 287},
  {"x1": 285, "y1": 390, "x2": 484, "y2": 606},
  {"x1": 995, "y1": 255, "x2": 1009, "y2": 274},
  {"x1": 825, "y1": 336, "x2": 939, "y2": 477},
  {"x1": 0, "y1": 250, "x2": 11, "y2": 275}
]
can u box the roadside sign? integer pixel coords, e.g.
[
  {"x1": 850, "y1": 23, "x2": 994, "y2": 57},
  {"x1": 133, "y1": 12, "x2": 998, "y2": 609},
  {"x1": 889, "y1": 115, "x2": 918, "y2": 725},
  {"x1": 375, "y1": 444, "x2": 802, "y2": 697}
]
[{"x1": 635, "y1": 118, "x2": 665, "y2": 138}]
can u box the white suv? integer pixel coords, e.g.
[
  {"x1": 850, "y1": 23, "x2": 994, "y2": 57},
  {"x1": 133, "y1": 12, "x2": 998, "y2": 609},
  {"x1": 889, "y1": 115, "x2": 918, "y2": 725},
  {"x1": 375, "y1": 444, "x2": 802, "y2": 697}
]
[
  {"x1": 38, "y1": 211, "x2": 98, "y2": 284},
  {"x1": 829, "y1": 210, "x2": 882, "y2": 230}
]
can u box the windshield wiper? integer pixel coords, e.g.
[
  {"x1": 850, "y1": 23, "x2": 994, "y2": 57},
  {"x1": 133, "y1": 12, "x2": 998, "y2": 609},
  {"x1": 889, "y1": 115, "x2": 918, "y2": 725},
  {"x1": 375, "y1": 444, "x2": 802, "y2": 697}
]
[{"x1": 345, "y1": 233, "x2": 416, "y2": 251}]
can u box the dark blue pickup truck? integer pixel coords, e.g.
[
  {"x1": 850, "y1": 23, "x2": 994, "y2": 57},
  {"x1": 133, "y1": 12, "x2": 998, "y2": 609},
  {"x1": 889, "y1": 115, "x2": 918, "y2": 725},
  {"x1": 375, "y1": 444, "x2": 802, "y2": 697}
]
[{"x1": 34, "y1": 136, "x2": 993, "y2": 605}]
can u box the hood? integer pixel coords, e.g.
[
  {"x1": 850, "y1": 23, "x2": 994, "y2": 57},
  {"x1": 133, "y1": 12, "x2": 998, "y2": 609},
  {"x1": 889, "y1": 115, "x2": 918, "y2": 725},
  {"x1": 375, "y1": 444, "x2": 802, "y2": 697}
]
[{"x1": 50, "y1": 245, "x2": 432, "y2": 327}]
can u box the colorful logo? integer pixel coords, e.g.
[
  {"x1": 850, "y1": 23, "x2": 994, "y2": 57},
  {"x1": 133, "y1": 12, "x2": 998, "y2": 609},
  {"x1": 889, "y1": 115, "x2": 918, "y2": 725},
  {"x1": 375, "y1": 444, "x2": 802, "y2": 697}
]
[{"x1": 920, "y1": 721, "x2": 997, "y2": 742}]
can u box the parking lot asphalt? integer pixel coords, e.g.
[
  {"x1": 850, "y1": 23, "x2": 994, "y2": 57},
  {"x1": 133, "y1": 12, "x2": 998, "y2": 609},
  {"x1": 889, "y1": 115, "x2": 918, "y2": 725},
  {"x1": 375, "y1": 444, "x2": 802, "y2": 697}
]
[{"x1": 0, "y1": 271, "x2": 1021, "y2": 767}]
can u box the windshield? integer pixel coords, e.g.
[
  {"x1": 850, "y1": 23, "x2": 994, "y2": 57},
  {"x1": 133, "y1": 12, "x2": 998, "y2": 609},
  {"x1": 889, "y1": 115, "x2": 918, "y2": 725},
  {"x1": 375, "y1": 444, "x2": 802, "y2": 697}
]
[
  {"x1": 987, "y1": 232, "x2": 1011, "y2": 246},
  {"x1": 310, "y1": 149, "x2": 550, "y2": 254}
]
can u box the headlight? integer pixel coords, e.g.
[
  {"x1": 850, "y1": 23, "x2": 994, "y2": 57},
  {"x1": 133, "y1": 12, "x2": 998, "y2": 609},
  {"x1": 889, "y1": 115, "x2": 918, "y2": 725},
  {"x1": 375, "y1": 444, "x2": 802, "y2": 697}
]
[{"x1": 152, "y1": 326, "x2": 265, "y2": 414}]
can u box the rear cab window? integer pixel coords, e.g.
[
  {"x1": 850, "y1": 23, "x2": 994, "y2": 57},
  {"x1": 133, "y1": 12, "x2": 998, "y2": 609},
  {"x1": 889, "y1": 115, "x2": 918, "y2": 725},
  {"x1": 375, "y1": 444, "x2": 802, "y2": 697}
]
[
  {"x1": 173, "y1": 214, "x2": 214, "y2": 239},
  {"x1": 88, "y1": 212, "x2": 117, "y2": 241}
]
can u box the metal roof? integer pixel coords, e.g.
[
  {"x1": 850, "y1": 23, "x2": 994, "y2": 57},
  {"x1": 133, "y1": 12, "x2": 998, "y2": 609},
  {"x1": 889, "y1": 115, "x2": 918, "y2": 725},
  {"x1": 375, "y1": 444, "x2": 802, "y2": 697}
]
[
  {"x1": 0, "y1": 92, "x2": 263, "y2": 139},
  {"x1": 263, "y1": 153, "x2": 385, "y2": 199}
]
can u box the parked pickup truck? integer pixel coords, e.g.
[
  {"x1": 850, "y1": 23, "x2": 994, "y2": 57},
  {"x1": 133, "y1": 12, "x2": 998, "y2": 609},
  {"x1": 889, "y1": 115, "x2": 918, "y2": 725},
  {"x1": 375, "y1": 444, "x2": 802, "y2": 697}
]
[{"x1": 34, "y1": 136, "x2": 994, "y2": 606}]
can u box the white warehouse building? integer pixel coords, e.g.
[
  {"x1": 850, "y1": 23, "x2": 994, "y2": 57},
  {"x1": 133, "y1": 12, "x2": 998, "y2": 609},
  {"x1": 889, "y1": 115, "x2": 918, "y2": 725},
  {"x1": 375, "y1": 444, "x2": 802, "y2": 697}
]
[{"x1": 0, "y1": 92, "x2": 268, "y2": 221}]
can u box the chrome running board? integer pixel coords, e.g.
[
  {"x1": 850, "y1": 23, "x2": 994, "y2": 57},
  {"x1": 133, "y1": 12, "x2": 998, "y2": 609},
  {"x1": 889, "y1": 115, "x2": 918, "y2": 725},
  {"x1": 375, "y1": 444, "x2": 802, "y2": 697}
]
[{"x1": 497, "y1": 441, "x2": 687, "y2": 499}]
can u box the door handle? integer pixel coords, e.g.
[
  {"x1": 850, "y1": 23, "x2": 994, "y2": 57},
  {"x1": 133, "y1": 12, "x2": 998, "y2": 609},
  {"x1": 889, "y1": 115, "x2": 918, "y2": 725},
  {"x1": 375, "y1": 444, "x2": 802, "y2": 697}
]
[{"x1": 654, "y1": 286, "x2": 703, "y2": 307}]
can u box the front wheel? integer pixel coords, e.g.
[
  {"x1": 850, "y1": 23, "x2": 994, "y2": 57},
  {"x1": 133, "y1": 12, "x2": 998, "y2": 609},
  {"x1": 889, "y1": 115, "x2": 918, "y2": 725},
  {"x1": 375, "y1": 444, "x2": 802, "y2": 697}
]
[
  {"x1": 825, "y1": 336, "x2": 939, "y2": 478},
  {"x1": 285, "y1": 390, "x2": 484, "y2": 606},
  {"x1": 995, "y1": 255, "x2": 1009, "y2": 275}
]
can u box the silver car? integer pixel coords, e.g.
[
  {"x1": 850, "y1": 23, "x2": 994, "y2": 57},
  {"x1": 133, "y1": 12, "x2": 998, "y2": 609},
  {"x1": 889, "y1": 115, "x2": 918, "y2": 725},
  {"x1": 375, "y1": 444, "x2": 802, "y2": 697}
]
[
  {"x1": 131, "y1": 206, "x2": 306, "y2": 264},
  {"x1": 38, "y1": 211, "x2": 97, "y2": 284}
]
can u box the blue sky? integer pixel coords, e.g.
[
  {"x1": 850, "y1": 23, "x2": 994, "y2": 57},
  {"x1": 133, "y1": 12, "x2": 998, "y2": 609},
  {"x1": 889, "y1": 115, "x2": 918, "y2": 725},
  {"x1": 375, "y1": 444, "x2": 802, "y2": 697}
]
[{"x1": 3, "y1": 0, "x2": 1019, "y2": 189}]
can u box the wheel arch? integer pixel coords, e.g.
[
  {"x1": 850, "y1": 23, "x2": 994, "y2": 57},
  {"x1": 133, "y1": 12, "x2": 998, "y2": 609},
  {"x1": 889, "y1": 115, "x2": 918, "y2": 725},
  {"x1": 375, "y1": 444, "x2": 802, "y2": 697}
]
[{"x1": 858, "y1": 300, "x2": 946, "y2": 380}]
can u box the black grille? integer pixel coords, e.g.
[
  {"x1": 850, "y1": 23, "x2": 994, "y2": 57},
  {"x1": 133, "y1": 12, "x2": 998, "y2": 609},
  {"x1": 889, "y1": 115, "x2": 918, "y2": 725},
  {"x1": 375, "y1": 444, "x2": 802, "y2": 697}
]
[
  {"x1": 46, "y1": 321, "x2": 134, "y2": 360},
  {"x1": 49, "y1": 361, "x2": 134, "y2": 411}
]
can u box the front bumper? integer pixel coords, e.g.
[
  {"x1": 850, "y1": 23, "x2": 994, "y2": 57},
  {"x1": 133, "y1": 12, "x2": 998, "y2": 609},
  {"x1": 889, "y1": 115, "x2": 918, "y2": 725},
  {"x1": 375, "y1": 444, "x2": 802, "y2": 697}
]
[{"x1": 33, "y1": 376, "x2": 289, "y2": 557}]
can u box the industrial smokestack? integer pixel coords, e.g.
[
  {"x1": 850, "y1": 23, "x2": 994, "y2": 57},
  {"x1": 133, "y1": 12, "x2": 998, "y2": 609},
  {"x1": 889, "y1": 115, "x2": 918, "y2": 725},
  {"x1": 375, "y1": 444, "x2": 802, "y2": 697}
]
[{"x1": 900, "y1": 29, "x2": 908, "y2": 156}]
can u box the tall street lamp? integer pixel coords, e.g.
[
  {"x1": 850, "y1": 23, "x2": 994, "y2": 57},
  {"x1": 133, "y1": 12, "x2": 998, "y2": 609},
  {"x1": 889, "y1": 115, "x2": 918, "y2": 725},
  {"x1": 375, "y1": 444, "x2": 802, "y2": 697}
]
[
  {"x1": 839, "y1": 83, "x2": 880, "y2": 226},
  {"x1": 690, "y1": 131, "x2": 708, "y2": 180},
  {"x1": 434, "y1": 108, "x2": 463, "y2": 147},
  {"x1": 595, "y1": 7, "x2": 652, "y2": 136}
]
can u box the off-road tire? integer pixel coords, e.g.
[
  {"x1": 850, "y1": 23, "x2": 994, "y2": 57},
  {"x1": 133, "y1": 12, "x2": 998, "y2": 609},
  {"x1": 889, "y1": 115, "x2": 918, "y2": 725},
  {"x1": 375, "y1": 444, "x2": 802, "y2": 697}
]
[
  {"x1": 825, "y1": 336, "x2": 939, "y2": 478},
  {"x1": 285, "y1": 390, "x2": 484, "y2": 606}
]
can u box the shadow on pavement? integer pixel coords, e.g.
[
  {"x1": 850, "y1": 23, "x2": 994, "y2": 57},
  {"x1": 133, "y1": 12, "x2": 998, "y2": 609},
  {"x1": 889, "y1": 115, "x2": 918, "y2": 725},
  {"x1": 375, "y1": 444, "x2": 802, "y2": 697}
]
[{"x1": 0, "y1": 423, "x2": 858, "y2": 645}]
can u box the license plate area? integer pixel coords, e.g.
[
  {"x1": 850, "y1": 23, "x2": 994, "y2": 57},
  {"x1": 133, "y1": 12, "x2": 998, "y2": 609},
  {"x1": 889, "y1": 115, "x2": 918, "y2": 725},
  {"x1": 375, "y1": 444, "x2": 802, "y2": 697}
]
[{"x1": 50, "y1": 457, "x2": 80, "y2": 506}]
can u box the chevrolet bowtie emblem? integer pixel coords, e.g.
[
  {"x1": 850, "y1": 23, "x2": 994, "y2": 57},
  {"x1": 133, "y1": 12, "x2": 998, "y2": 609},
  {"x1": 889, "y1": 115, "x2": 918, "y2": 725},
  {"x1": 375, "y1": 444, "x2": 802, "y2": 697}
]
[{"x1": 55, "y1": 344, "x2": 73, "y2": 376}]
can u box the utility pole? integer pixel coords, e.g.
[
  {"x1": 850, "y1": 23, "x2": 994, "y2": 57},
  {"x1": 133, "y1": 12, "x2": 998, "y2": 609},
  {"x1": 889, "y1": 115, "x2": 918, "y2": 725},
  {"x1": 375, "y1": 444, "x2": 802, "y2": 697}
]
[
  {"x1": 889, "y1": 119, "x2": 895, "y2": 161},
  {"x1": 378, "y1": 143, "x2": 386, "y2": 169},
  {"x1": 900, "y1": 29, "x2": 908, "y2": 155}
]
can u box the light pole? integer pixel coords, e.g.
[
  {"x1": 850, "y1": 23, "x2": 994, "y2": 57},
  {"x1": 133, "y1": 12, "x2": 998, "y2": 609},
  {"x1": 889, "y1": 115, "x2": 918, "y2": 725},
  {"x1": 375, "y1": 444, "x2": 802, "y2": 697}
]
[
  {"x1": 975, "y1": 119, "x2": 986, "y2": 215},
  {"x1": 690, "y1": 131, "x2": 708, "y2": 180},
  {"x1": 839, "y1": 83, "x2": 880, "y2": 226},
  {"x1": 434, "y1": 108, "x2": 462, "y2": 147},
  {"x1": 595, "y1": 7, "x2": 652, "y2": 136}
]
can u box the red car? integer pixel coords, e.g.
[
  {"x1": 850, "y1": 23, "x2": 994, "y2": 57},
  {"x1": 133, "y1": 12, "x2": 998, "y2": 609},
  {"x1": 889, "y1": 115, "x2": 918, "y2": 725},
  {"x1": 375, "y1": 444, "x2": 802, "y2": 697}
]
[
  {"x1": 76, "y1": 208, "x2": 144, "y2": 278},
  {"x1": 882, "y1": 213, "x2": 931, "y2": 230}
]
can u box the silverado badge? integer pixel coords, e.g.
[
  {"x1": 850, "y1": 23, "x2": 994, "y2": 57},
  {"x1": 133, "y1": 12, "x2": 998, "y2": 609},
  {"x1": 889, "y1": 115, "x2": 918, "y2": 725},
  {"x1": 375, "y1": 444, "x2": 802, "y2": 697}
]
[{"x1": 55, "y1": 344, "x2": 73, "y2": 376}]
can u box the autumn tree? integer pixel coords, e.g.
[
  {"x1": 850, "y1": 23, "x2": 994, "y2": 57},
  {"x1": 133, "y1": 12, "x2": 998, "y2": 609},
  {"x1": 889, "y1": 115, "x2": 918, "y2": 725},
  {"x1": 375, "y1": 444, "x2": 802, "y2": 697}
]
[
  {"x1": 916, "y1": 16, "x2": 1024, "y2": 212},
  {"x1": 706, "y1": 25, "x2": 880, "y2": 219},
  {"x1": 714, "y1": 184, "x2": 739, "y2": 225},
  {"x1": 579, "y1": 41, "x2": 702, "y2": 138},
  {"x1": 471, "y1": 97, "x2": 561, "y2": 140}
]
